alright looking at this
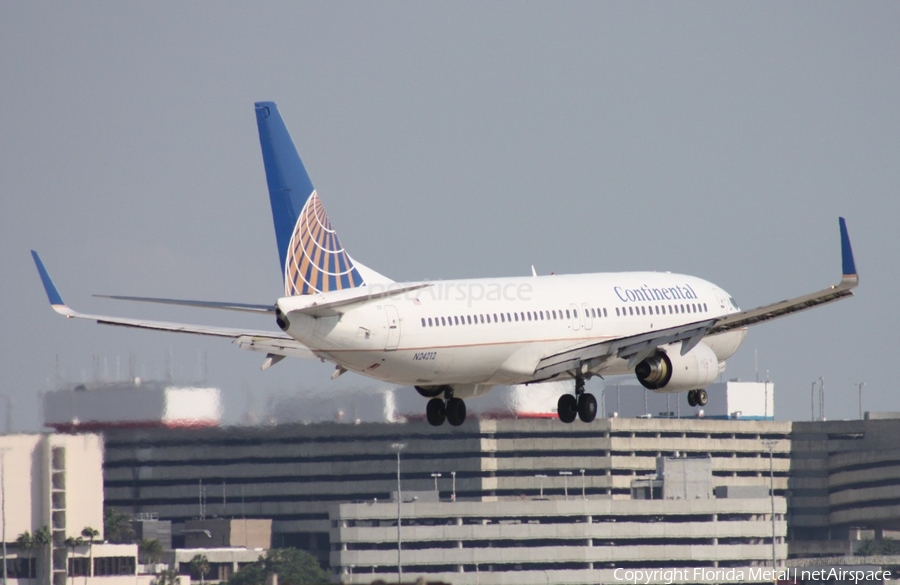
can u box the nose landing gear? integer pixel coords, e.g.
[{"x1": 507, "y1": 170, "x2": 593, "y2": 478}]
[{"x1": 687, "y1": 388, "x2": 708, "y2": 407}]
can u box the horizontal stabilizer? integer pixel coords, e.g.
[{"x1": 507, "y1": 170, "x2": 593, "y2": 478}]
[
  {"x1": 32, "y1": 251, "x2": 314, "y2": 361},
  {"x1": 282, "y1": 283, "x2": 432, "y2": 317}
]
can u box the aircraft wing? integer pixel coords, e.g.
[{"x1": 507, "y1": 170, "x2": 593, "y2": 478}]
[
  {"x1": 93, "y1": 294, "x2": 275, "y2": 314},
  {"x1": 533, "y1": 217, "x2": 858, "y2": 380},
  {"x1": 32, "y1": 251, "x2": 315, "y2": 363}
]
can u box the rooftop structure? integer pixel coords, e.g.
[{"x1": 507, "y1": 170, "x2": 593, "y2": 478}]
[{"x1": 43, "y1": 379, "x2": 221, "y2": 431}]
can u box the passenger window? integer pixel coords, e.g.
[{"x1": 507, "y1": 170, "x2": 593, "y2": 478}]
[
  {"x1": 514, "y1": 313, "x2": 519, "y2": 322},
  {"x1": 440, "y1": 317, "x2": 446, "y2": 326},
  {"x1": 616, "y1": 308, "x2": 620, "y2": 317},
  {"x1": 421, "y1": 318, "x2": 425, "y2": 327},
  {"x1": 500, "y1": 314, "x2": 505, "y2": 323},
  {"x1": 603, "y1": 308, "x2": 608, "y2": 317}
]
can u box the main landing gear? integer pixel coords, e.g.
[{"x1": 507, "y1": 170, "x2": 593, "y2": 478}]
[
  {"x1": 687, "y1": 388, "x2": 708, "y2": 407},
  {"x1": 557, "y1": 374, "x2": 597, "y2": 424},
  {"x1": 423, "y1": 388, "x2": 467, "y2": 427}
]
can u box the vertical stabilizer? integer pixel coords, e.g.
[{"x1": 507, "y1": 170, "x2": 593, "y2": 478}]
[{"x1": 255, "y1": 102, "x2": 365, "y2": 296}]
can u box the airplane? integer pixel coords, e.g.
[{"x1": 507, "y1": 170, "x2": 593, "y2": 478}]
[{"x1": 32, "y1": 101, "x2": 859, "y2": 427}]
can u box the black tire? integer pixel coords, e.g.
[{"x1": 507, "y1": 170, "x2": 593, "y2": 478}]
[
  {"x1": 557, "y1": 394, "x2": 578, "y2": 424},
  {"x1": 426, "y1": 398, "x2": 446, "y2": 426},
  {"x1": 687, "y1": 390, "x2": 698, "y2": 407},
  {"x1": 578, "y1": 393, "x2": 597, "y2": 423},
  {"x1": 446, "y1": 397, "x2": 467, "y2": 427},
  {"x1": 697, "y1": 389, "x2": 708, "y2": 406}
]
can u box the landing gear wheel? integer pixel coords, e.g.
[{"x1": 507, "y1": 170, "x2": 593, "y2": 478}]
[
  {"x1": 446, "y1": 397, "x2": 467, "y2": 427},
  {"x1": 558, "y1": 394, "x2": 578, "y2": 424},
  {"x1": 697, "y1": 389, "x2": 708, "y2": 406},
  {"x1": 687, "y1": 390, "x2": 698, "y2": 407},
  {"x1": 426, "y1": 398, "x2": 446, "y2": 426},
  {"x1": 578, "y1": 393, "x2": 597, "y2": 423}
]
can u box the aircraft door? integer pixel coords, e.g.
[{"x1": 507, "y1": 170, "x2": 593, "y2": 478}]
[
  {"x1": 582, "y1": 303, "x2": 593, "y2": 330},
  {"x1": 569, "y1": 303, "x2": 581, "y2": 331},
  {"x1": 384, "y1": 305, "x2": 400, "y2": 351}
]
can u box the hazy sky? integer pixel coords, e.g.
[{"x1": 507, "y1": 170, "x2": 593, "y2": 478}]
[{"x1": 1, "y1": 3, "x2": 898, "y2": 431}]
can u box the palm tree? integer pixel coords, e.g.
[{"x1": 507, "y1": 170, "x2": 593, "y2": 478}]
[
  {"x1": 189, "y1": 554, "x2": 210, "y2": 585},
  {"x1": 152, "y1": 567, "x2": 181, "y2": 585},
  {"x1": 14, "y1": 532, "x2": 34, "y2": 581},
  {"x1": 138, "y1": 539, "x2": 164, "y2": 565},
  {"x1": 33, "y1": 526, "x2": 50, "y2": 584},
  {"x1": 64, "y1": 536, "x2": 85, "y2": 585},
  {"x1": 80, "y1": 527, "x2": 99, "y2": 585},
  {"x1": 103, "y1": 508, "x2": 134, "y2": 544}
]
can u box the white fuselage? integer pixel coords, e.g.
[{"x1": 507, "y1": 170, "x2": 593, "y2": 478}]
[{"x1": 277, "y1": 271, "x2": 746, "y2": 393}]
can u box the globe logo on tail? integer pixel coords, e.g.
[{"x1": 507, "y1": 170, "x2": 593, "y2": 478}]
[{"x1": 285, "y1": 191, "x2": 364, "y2": 296}]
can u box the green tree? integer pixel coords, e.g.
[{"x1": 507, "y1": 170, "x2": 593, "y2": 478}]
[
  {"x1": 190, "y1": 554, "x2": 210, "y2": 585},
  {"x1": 227, "y1": 548, "x2": 328, "y2": 585},
  {"x1": 103, "y1": 508, "x2": 135, "y2": 544},
  {"x1": 64, "y1": 536, "x2": 86, "y2": 585},
  {"x1": 33, "y1": 527, "x2": 51, "y2": 584},
  {"x1": 152, "y1": 567, "x2": 181, "y2": 585},
  {"x1": 15, "y1": 532, "x2": 35, "y2": 581},
  {"x1": 857, "y1": 538, "x2": 900, "y2": 556},
  {"x1": 80, "y1": 527, "x2": 99, "y2": 585},
  {"x1": 139, "y1": 539, "x2": 165, "y2": 565}
]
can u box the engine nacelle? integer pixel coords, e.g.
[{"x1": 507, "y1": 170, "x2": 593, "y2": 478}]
[{"x1": 635, "y1": 342, "x2": 720, "y2": 393}]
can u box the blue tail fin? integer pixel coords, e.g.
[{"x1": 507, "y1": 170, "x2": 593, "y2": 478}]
[{"x1": 255, "y1": 102, "x2": 365, "y2": 296}]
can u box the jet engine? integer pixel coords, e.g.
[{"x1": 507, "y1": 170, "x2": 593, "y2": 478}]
[{"x1": 635, "y1": 342, "x2": 720, "y2": 393}]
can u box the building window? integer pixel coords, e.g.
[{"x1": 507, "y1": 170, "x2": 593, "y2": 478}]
[{"x1": 93, "y1": 556, "x2": 136, "y2": 576}]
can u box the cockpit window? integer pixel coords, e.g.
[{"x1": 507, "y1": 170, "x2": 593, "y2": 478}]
[{"x1": 728, "y1": 297, "x2": 740, "y2": 310}]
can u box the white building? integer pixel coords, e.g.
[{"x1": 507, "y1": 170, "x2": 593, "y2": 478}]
[{"x1": 0, "y1": 433, "x2": 154, "y2": 585}]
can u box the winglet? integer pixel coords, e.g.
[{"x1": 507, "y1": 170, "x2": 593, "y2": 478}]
[
  {"x1": 839, "y1": 217, "x2": 857, "y2": 282},
  {"x1": 31, "y1": 251, "x2": 69, "y2": 312}
]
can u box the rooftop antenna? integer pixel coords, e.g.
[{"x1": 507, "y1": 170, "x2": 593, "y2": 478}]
[
  {"x1": 819, "y1": 377, "x2": 825, "y2": 421},
  {"x1": 165, "y1": 348, "x2": 172, "y2": 383},
  {"x1": 810, "y1": 381, "x2": 816, "y2": 421},
  {"x1": 857, "y1": 382, "x2": 866, "y2": 419},
  {"x1": 129, "y1": 353, "x2": 136, "y2": 381},
  {"x1": 754, "y1": 350, "x2": 759, "y2": 383}
]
